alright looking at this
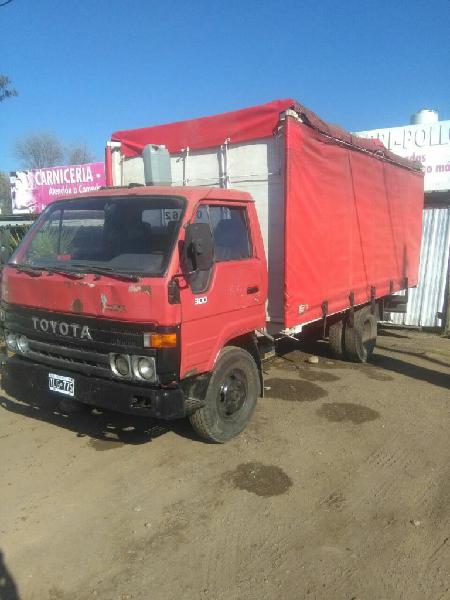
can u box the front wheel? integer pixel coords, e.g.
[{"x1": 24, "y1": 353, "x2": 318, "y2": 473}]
[{"x1": 189, "y1": 346, "x2": 259, "y2": 443}]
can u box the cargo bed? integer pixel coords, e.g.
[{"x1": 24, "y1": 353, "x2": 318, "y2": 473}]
[{"x1": 109, "y1": 99, "x2": 424, "y2": 334}]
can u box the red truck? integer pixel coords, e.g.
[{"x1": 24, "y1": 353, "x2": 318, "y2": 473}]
[{"x1": 1, "y1": 99, "x2": 424, "y2": 442}]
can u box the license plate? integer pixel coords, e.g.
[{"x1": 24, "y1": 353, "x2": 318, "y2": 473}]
[{"x1": 48, "y1": 373, "x2": 75, "y2": 397}]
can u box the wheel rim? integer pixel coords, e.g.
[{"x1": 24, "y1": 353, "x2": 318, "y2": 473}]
[{"x1": 217, "y1": 368, "x2": 248, "y2": 419}]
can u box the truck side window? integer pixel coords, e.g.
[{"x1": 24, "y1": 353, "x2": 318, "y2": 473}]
[
  {"x1": 193, "y1": 206, "x2": 209, "y2": 224},
  {"x1": 210, "y1": 206, "x2": 251, "y2": 262}
]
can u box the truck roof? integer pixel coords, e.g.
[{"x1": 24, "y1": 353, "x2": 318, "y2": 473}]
[
  {"x1": 111, "y1": 98, "x2": 422, "y2": 172},
  {"x1": 63, "y1": 185, "x2": 253, "y2": 203}
]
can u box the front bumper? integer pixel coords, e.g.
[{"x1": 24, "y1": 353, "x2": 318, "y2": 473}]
[{"x1": 3, "y1": 355, "x2": 186, "y2": 419}]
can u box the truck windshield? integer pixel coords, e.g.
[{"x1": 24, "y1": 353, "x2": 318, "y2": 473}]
[{"x1": 11, "y1": 195, "x2": 185, "y2": 277}]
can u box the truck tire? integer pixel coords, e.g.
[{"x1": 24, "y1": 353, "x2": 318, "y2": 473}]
[
  {"x1": 344, "y1": 306, "x2": 377, "y2": 363},
  {"x1": 328, "y1": 318, "x2": 345, "y2": 358},
  {"x1": 189, "y1": 346, "x2": 259, "y2": 443}
]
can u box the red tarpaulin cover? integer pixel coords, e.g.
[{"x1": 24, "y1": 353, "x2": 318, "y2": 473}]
[
  {"x1": 112, "y1": 99, "x2": 424, "y2": 329},
  {"x1": 283, "y1": 117, "x2": 424, "y2": 328},
  {"x1": 111, "y1": 99, "x2": 417, "y2": 171}
]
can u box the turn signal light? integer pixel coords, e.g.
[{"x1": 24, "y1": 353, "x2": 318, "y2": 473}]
[{"x1": 143, "y1": 332, "x2": 177, "y2": 348}]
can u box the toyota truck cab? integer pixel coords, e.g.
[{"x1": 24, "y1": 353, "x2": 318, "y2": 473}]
[{"x1": 2, "y1": 186, "x2": 267, "y2": 442}]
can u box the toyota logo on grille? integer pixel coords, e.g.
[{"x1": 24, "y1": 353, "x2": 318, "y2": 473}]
[{"x1": 32, "y1": 317, "x2": 92, "y2": 340}]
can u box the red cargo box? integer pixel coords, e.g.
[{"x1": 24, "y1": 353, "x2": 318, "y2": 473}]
[{"x1": 111, "y1": 99, "x2": 424, "y2": 333}]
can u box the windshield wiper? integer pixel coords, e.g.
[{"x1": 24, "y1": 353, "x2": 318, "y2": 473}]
[
  {"x1": 42, "y1": 267, "x2": 86, "y2": 279},
  {"x1": 13, "y1": 264, "x2": 43, "y2": 277},
  {"x1": 13, "y1": 264, "x2": 85, "y2": 279},
  {"x1": 69, "y1": 264, "x2": 140, "y2": 282}
]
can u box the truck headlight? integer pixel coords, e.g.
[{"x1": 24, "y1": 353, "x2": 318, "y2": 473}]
[
  {"x1": 110, "y1": 353, "x2": 131, "y2": 378},
  {"x1": 17, "y1": 335, "x2": 29, "y2": 354},
  {"x1": 109, "y1": 353, "x2": 156, "y2": 382},
  {"x1": 5, "y1": 332, "x2": 18, "y2": 352},
  {"x1": 132, "y1": 356, "x2": 156, "y2": 381}
]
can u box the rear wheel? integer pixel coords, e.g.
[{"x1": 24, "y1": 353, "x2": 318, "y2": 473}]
[
  {"x1": 344, "y1": 306, "x2": 377, "y2": 363},
  {"x1": 328, "y1": 318, "x2": 346, "y2": 358},
  {"x1": 189, "y1": 346, "x2": 259, "y2": 443}
]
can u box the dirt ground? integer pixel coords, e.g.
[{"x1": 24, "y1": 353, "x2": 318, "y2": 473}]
[{"x1": 0, "y1": 328, "x2": 449, "y2": 600}]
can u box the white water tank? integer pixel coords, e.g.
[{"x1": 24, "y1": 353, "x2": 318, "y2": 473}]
[
  {"x1": 410, "y1": 109, "x2": 439, "y2": 125},
  {"x1": 142, "y1": 144, "x2": 172, "y2": 186}
]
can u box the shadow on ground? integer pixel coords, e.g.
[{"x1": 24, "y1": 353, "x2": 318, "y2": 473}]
[
  {"x1": 377, "y1": 328, "x2": 412, "y2": 339},
  {"x1": 370, "y1": 354, "x2": 450, "y2": 390},
  {"x1": 376, "y1": 343, "x2": 450, "y2": 369},
  {"x1": 0, "y1": 550, "x2": 20, "y2": 600},
  {"x1": 0, "y1": 388, "x2": 200, "y2": 447},
  {"x1": 275, "y1": 331, "x2": 450, "y2": 391}
]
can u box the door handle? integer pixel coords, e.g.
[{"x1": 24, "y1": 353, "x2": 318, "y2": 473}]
[{"x1": 247, "y1": 286, "x2": 259, "y2": 294}]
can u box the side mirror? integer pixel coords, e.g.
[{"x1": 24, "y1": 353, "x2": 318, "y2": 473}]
[{"x1": 182, "y1": 223, "x2": 214, "y2": 273}]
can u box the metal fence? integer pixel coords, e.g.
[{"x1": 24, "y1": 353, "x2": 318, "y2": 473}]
[{"x1": 388, "y1": 207, "x2": 450, "y2": 328}]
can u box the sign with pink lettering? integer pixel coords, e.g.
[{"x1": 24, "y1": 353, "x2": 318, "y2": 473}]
[{"x1": 10, "y1": 162, "x2": 106, "y2": 214}]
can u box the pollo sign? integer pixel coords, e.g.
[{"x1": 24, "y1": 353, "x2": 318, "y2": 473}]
[
  {"x1": 10, "y1": 162, "x2": 106, "y2": 214},
  {"x1": 356, "y1": 120, "x2": 450, "y2": 192}
]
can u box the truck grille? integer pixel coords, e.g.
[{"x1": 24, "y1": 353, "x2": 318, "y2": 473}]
[
  {"x1": 26, "y1": 338, "x2": 112, "y2": 378},
  {"x1": 2, "y1": 304, "x2": 179, "y2": 384}
]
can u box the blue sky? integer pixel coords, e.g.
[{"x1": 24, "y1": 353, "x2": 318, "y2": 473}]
[{"x1": 1, "y1": 0, "x2": 449, "y2": 171}]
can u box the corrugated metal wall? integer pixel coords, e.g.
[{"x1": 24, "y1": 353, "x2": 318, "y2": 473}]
[{"x1": 389, "y1": 207, "x2": 450, "y2": 327}]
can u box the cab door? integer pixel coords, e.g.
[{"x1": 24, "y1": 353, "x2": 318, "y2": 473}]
[{"x1": 180, "y1": 202, "x2": 265, "y2": 377}]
